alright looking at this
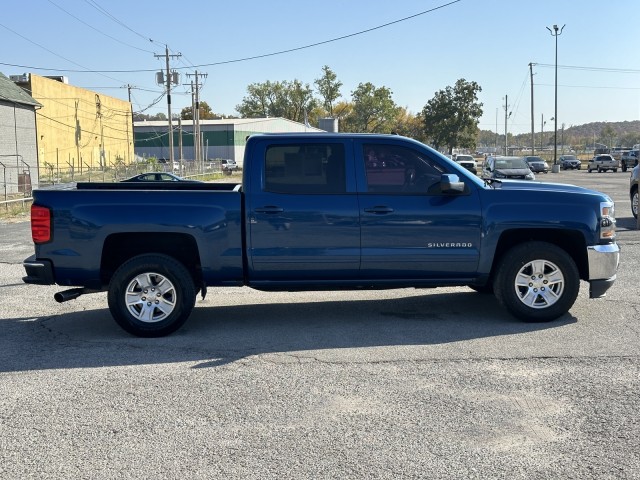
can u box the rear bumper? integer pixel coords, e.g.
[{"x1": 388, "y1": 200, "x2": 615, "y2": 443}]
[
  {"x1": 587, "y1": 244, "x2": 620, "y2": 298},
  {"x1": 22, "y1": 255, "x2": 55, "y2": 285}
]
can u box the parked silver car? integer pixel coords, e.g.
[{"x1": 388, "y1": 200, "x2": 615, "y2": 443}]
[
  {"x1": 523, "y1": 156, "x2": 549, "y2": 174},
  {"x1": 482, "y1": 156, "x2": 535, "y2": 181},
  {"x1": 587, "y1": 155, "x2": 619, "y2": 173}
]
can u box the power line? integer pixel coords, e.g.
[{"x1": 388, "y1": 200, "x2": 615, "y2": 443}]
[
  {"x1": 535, "y1": 63, "x2": 640, "y2": 74},
  {"x1": 0, "y1": 21, "x2": 127, "y2": 85},
  {"x1": 0, "y1": 1, "x2": 461, "y2": 74},
  {"x1": 537, "y1": 82, "x2": 640, "y2": 90},
  {"x1": 46, "y1": 0, "x2": 155, "y2": 54},
  {"x1": 83, "y1": 0, "x2": 162, "y2": 46}
]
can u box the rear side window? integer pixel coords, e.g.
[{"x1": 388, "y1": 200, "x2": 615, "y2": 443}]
[{"x1": 264, "y1": 144, "x2": 346, "y2": 194}]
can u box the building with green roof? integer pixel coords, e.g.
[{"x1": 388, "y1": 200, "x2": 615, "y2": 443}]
[{"x1": 134, "y1": 117, "x2": 324, "y2": 167}]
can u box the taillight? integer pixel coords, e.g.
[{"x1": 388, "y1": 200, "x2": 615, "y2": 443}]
[{"x1": 31, "y1": 205, "x2": 51, "y2": 244}]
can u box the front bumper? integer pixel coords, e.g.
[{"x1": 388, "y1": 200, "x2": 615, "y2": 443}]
[
  {"x1": 23, "y1": 255, "x2": 55, "y2": 285},
  {"x1": 587, "y1": 244, "x2": 620, "y2": 298}
]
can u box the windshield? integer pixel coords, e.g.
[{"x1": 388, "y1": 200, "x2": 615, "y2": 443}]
[
  {"x1": 495, "y1": 158, "x2": 528, "y2": 169},
  {"x1": 563, "y1": 155, "x2": 577, "y2": 160},
  {"x1": 456, "y1": 155, "x2": 474, "y2": 162},
  {"x1": 524, "y1": 156, "x2": 543, "y2": 163}
]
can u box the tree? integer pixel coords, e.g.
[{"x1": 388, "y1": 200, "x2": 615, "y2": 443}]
[
  {"x1": 390, "y1": 107, "x2": 426, "y2": 142},
  {"x1": 133, "y1": 112, "x2": 167, "y2": 122},
  {"x1": 346, "y1": 82, "x2": 399, "y2": 133},
  {"x1": 421, "y1": 79, "x2": 483, "y2": 153},
  {"x1": 600, "y1": 124, "x2": 616, "y2": 147},
  {"x1": 314, "y1": 65, "x2": 342, "y2": 117},
  {"x1": 236, "y1": 80, "x2": 317, "y2": 123},
  {"x1": 180, "y1": 101, "x2": 217, "y2": 120}
]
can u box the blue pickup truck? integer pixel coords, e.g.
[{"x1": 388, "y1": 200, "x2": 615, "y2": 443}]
[{"x1": 23, "y1": 133, "x2": 620, "y2": 337}]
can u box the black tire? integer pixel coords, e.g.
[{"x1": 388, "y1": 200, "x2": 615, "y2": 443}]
[
  {"x1": 632, "y1": 187, "x2": 638, "y2": 220},
  {"x1": 613, "y1": 169, "x2": 617, "y2": 173},
  {"x1": 108, "y1": 254, "x2": 196, "y2": 337},
  {"x1": 493, "y1": 241, "x2": 579, "y2": 323}
]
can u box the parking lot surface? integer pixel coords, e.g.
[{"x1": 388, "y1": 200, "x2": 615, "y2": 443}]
[{"x1": 0, "y1": 169, "x2": 638, "y2": 479}]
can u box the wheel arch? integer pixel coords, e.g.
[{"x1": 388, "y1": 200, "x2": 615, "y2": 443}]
[
  {"x1": 488, "y1": 229, "x2": 588, "y2": 283},
  {"x1": 101, "y1": 232, "x2": 202, "y2": 287}
]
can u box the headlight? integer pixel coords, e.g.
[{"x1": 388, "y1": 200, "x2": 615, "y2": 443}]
[{"x1": 599, "y1": 201, "x2": 616, "y2": 241}]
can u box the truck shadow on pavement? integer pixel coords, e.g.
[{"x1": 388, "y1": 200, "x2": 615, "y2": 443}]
[{"x1": 0, "y1": 290, "x2": 577, "y2": 372}]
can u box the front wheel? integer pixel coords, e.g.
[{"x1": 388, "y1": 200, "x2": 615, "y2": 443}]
[
  {"x1": 632, "y1": 188, "x2": 639, "y2": 219},
  {"x1": 493, "y1": 242, "x2": 579, "y2": 322},
  {"x1": 108, "y1": 254, "x2": 196, "y2": 337}
]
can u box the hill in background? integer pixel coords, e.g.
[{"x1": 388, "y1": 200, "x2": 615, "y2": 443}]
[{"x1": 479, "y1": 120, "x2": 640, "y2": 149}]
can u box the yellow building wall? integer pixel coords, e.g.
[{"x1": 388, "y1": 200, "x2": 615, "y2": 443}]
[{"x1": 30, "y1": 74, "x2": 133, "y2": 175}]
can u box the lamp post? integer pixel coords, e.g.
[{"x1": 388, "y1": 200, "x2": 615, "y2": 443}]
[{"x1": 547, "y1": 24, "x2": 565, "y2": 173}]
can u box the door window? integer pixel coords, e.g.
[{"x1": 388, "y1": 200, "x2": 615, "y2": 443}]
[
  {"x1": 362, "y1": 144, "x2": 446, "y2": 193},
  {"x1": 265, "y1": 144, "x2": 346, "y2": 194}
]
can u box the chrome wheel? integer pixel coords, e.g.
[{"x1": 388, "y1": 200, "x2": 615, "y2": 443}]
[
  {"x1": 514, "y1": 259, "x2": 565, "y2": 309},
  {"x1": 125, "y1": 272, "x2": 176, "y2": 323},
  {"x1": 633, "y1": 190, "x2": 639, "y2": 219}
]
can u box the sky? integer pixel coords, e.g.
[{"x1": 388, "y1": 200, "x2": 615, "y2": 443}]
[{"x1": 1, "y1": 0, "x2": 639, "y2": 136}]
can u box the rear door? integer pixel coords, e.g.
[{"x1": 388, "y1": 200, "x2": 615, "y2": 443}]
[{"x1": 246, "y1": 138, "x2": 361, "y2": 281}]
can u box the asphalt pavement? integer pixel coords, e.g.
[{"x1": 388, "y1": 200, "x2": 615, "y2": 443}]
[{"x1": 0, "y1": 169, "x2": 638, "y2": 479}]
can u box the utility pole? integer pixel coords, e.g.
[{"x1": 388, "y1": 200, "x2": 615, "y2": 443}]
[
  {"x1": 195, "y1": 71, "x2": 201, "y2": 168},
  {"x1": 547, "y1": 24, "x2": 565, "y2": 172},
  {"x1": 529, "y1": 63, "x2": 535, "y2": 155},
  {"x1": 503, "y1": 95, "x2": 511, "y2": 156},
  {"x1": 190, "y1": 80, "x2": 197, "y2": 164},
  {"x1": 541, "y1": 114, "x2": 545, "y2": 150},
  {"x1": 187, "y1": 71, "x2": 208, "y2": 170},
  {"x1": 125, "y1": 84, "x2": 134, "y2": 163},
  {"x1": 178, "y1": 117, "x2": 183, "y2": 162},
  {"x1": 155, "y1": 46, "x2": 181, "y2": 163}
]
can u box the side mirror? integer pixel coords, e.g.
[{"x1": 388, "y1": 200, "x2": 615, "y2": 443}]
[{"x1": 441, "y1": 174, "x2": 465, "y2": 193}]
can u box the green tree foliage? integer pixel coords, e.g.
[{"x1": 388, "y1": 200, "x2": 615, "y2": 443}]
[
  {"x1": 133, "y1": 112, "x2": 167, "y2": 122},
  {"x1": 346, "y1": 82, "x2": 399, "y2": 133},
  {"x1": 180, "y1": 101, "x2": 218, "y2": 120},
  {"x1": 390, "y1": 107, "x2": 425, "y2": 142},
  {"x1": 236, "y1": 80, "x2": 317, "y2": 123},
  {"x1": 314, "y1": 65, "x2": 342, "y2": 117},
  {"x1": 421, "y1": 79, "x2": 483, "y2": 153}
]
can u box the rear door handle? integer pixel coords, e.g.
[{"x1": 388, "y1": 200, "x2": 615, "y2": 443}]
[
  {"x1": 254, "y1": 206, "x2": 284, "y2": 214},
  {"x1": 364, "y1": 206, "x2": 394, "y2": 214}
]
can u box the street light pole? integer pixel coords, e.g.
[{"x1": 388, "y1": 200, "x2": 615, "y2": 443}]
[{"x1": 547, "y1": 24, "x2": 565, "y2": 173}]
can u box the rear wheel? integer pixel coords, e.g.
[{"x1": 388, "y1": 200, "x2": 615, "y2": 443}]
[
  {"x1": 108, "y1": 254, "x2": 196, "y2": 337},
  {"x1": 494, "y1": 242, "x2": 579, "y2": 322},
  {"x1": 632, "y1": 187, "x2": 639, "y2": 219}
]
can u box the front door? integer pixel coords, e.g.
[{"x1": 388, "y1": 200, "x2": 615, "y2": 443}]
[{"x1": 356, "y1": 140, "x2": 482, "y2": 279}]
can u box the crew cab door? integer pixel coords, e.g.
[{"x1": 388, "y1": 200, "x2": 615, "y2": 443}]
[
  {"x1": 355, "y1": 140, "x2": 482, "y2": 279},
  {"x1": 246, "y1": 138, "x2": 360, "y2": 281}
]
